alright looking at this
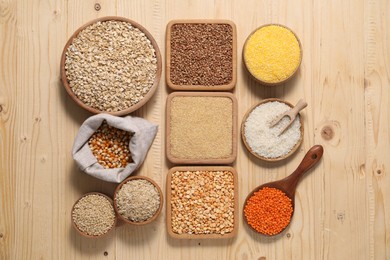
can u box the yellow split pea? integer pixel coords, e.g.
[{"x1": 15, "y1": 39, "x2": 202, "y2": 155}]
[{"x1": 243, "y1": 25, "x2": 301, "y2": 84}]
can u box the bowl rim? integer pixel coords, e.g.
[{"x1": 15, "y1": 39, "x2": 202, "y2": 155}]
[
  {"x1": 71, "y1": 192, "x2": 117, "y2": 238},
  {"x1": 242, "y1": 23, "x2": 302, "y2": 86},
  {"x1": 113, "y1": 175, "x2": 163, "y2": 225},
  {"x1": 241, "y1": 98, "x2": 304, "y2": 162},
  {"x1": 60, "y1": 16, "x2": 162, "y2": 116}
]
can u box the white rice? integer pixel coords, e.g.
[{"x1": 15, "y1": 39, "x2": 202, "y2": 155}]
[{"x1": 244, "y1": 101, "x2": 301, "y2": 159}]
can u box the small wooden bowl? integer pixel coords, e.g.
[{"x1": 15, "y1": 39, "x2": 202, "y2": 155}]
[
  {"x1": 166, "y1": 20, "x2": 237, "y2": 91},
  {"x1": 113, "y1": 176, "x2": 163, "y2": 225},
  {"x1": 166, "y1": 166, "x2": 239, "y2": 239},
  {"x1": 60, "y1": 16, "x2": 162, "y2": 116},
  {"x1": 71, "y1": 192, "x2": 117, "y2": 238},
  {"x1": 241, "y1": 98, "x2": 304, "y2": 162},
  {"x1": 242, "y1": 24, "x2": 302, "y2": 86},
  {"x1": 166, "y1": 92, "x2": 238, "y2": 164}
]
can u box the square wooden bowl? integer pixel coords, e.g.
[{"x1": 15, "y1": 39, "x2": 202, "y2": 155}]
[
  {"x1": 166, "y1": 166, "x2": 239, "y2": 239},
  {"x1": 166, "y1": 20, "x2": 237, "y2": 91},
  {"x1": 166, "y1": 92, "x2": 237, "y2": 164}
]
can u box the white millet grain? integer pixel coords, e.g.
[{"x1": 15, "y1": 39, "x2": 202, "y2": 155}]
[
  {"x1": 169, "y1": 96, "x2": 233, "y2": 159},
  {"x1": 72, "y1": 194, "x2": 116, "y2": 236},
  {"x1": 244, "y1": 101, "x2": 301, "y2": 159},
  {"x1": 170, "y1": 170, "x2": 235, "y2": 235},
  {"x1": 64, "y1": 20, "x2": 157, "y2": 112},
  {"x1": 115, "y1": 179, "x2": 160, "y2": 222}
]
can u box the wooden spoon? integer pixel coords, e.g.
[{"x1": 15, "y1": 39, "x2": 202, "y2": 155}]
[
  {"x1": 270, "y1": 98, "x2": 308, "y2": 135},
  {"x1": 244, "y1": 145, "x2": 324, "y2": 236}
]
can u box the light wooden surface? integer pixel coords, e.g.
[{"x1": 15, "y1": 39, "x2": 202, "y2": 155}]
[{"x1": 0, "y1": 0, "x2": 389, "y2": 259}]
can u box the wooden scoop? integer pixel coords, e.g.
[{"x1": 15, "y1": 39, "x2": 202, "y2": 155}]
[
  {"x1": 270, "y1": 98, "x2": 307, "y2": 135},
  {"x1": 244, "y1": 145, "x2": 324, "y2": 236}
]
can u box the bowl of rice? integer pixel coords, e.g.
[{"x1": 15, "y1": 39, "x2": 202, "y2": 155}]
[
  {"x1": 241, "y1": 98, "x2": 304, "y2": 161},
  {"x1": 113, "y1": 176, "x2": 163, "y2": 225}
]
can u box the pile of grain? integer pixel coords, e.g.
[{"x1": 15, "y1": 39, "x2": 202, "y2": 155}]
[
  {"x1": 72, "y1": 194, "x2": 116, "y2": 236},
  {"x1": 244, "y1": 101, "x2": 301, "y2": 159},
  {"x1": 170, "y1": 170, "x2": 235, "y2": 235},
  {"x1": 244, "y1": 24, "x2": 301, "y2": 84},
  {"x1": 64, "y1": 20, "x2": 158, "y2": 112},
  {"x1": 88, "y1": 121, "x2": 133, "y2": 169},
  {"x1": 169, "y1": 96, "x2": 233, "y2": 160},
  {"x1": 115, "y1": 179, "x2": 160, "y2": 222},
  {"x1": 244, "y1": 187, "x2": 293, "y2": 235},
  {"x1": 169, "y1": 23, "x2": 233, "y2": 86}
]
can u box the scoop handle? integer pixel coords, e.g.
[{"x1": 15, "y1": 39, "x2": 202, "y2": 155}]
[
  {"x1": 282, "y1": 145, "x2": 324, "y2": 195},
  {"x1": 291, "y1": 99, "x2": 308, "y2": 115}
]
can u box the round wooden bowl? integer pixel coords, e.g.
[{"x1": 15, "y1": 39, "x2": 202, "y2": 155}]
[
  {"x1": 113, "y1": 176, "x2": 163, "y2": 225},
  {"x1": 241, "y1": 98, "x2": 304, "y2": 162},
  {"x1": 60, "y1": 16, "x2": 162, "y2": 116},
  {"x1": 242, "y1": 24, "x2": 302, "y2": 86},
  {"x1": 71, "y1": 192, "x2": 117, "y2": 238}
]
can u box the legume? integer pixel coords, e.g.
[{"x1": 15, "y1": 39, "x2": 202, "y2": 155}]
[
  {"x1": 244, "y1": 187, "x2": 293, "y2": 235},
  {"x1": 169, "y1": 23, "x2": 233, "y2": 86},
  {"x1": 72, "y1": 194, "x2": 116, "y2": 236},
  {"x1": 88, "y1": 121, "x2": 133, "y2": 169},
  {"x1": 170, "y1": 170, "x2": 235, "y2": 235},
  {"x1": 244, "y1": 101, "x2": 301, "y2": 159},
  {"x1": 64, "y1": 20, "x2": 158, "y2": 112},
  {"x1": 169, "y1": 96, "x2": 233, "y2": 160},
  {"x1": 244, "y1": 25, "x2": 301, "y2": 84},
  {"x1": 115, "y1": 179, "x2": 160, "y2": 222}
]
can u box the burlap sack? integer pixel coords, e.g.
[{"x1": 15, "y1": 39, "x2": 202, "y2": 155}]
[{"x1": 72, "y1": 114, "x2": 158, "y2": 183}]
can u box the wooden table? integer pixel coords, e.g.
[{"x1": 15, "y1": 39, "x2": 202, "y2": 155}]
[{"x1": 1, "y1": 0, "x2": 389, "y2": 259}]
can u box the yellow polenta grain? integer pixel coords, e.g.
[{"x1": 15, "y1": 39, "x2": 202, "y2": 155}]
[{"x1": 244, "y1": 25, "x2": 301, "y2": 83}]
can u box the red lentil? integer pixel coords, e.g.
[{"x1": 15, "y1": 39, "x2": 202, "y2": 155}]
[{"x1": 244, "y1": 187, "x2": 293, "y2": 235}]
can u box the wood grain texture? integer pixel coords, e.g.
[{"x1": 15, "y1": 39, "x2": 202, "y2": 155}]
[
  {"x1": 0, "y1": 0, "x2": 389, "y2": 259},
  {"x1": 0, "y1": 1, "x2": 17, "y2": 259}
]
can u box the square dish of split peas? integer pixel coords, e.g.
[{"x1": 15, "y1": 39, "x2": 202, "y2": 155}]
[{"x1": 166, "y1": 166, "x2": 238, "y2": 239}]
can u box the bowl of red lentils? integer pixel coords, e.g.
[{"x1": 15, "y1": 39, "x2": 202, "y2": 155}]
[
  {"x1": 113, "y1": 176, "x2": 163, "y2": 225},
  {"x1": 243, "y1": 24, "x2": 302, "y2": 86},
  {"x1": 60, "y1": 16, "x2": 162, "y2": 115},
  {"x1": 71, "y1": 192, "x2": 117, "y2": 238},
  {"x1": 243, "y1": 186, "x2": 294, "y2": 236}
]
